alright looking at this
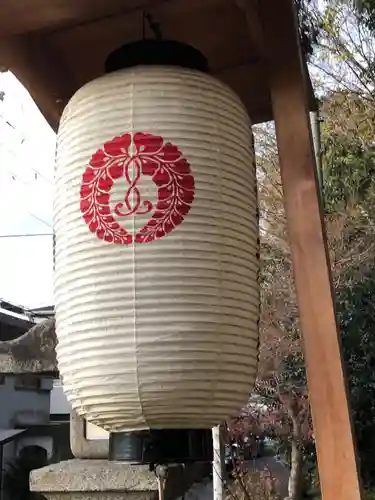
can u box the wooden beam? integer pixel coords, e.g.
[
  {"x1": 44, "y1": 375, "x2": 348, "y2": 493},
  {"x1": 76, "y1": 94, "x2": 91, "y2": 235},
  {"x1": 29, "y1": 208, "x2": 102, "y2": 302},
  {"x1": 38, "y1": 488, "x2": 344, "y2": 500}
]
[
  {"x1": 258, "y1": 1, "x2": 362, "y2": 500},
  {"x1": 233, "y1": 0, "x2": 264, "y2": 59},
  {"x1": 0, "y1": 34, "x2": 76, "y2": 131}
]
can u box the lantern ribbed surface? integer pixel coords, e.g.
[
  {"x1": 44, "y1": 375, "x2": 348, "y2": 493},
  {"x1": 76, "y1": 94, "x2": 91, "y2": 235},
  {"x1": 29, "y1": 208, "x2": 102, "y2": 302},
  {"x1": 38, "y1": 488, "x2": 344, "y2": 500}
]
[{"x1": 54, "y1": 66, "x2": 259, "y2": 432}]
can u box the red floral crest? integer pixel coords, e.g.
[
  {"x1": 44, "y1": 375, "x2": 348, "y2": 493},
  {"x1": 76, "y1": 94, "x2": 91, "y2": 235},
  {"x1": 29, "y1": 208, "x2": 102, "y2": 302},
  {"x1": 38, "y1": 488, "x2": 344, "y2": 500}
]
[{"x1": 79, "y1": 132, "x2": 195, "y2": 244}]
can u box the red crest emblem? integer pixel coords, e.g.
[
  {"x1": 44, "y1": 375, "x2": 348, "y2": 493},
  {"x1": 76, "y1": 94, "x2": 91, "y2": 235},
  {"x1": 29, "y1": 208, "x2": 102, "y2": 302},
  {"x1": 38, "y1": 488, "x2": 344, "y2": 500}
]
[{"x1": 80, "y1": 132, "x2": 195, "y2": 244}]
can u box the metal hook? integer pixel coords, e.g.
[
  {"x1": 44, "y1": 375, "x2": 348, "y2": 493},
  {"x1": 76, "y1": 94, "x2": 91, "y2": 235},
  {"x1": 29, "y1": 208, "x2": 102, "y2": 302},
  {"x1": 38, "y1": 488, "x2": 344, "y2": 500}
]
[{"x1": 142, "y1": 12, "x2": 163, "y2": 41}]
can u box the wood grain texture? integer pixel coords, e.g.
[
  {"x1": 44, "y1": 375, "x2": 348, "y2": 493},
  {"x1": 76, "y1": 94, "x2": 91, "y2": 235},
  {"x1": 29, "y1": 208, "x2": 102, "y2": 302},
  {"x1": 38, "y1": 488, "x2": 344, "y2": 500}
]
[
  {"x1": 0, "y1": 0, "x2": 314, "y2": 127},
  {"x1": 0, "y1": 0, "x2": 157, "y2": 36},
  {"x1": 0, "y1": 34, "x2": 75, "y2": 129},
  {"x1": 258, "y1": 0, "x2": 363, "y2": 499}
]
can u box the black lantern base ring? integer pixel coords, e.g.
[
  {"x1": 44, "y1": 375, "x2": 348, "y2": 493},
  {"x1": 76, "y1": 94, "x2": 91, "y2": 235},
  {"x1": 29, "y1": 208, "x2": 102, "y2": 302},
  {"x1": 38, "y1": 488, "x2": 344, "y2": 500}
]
[{"x1": 108, "y1": 428, "x2": 213, "y2": 464}]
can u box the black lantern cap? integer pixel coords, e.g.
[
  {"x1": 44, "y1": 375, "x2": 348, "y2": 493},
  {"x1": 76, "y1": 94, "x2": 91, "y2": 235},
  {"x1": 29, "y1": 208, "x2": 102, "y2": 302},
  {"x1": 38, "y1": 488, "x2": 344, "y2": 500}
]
[
  {"x1": 105, "y1": 40, "x2": 209, "y2": 74},
  {"x1": 109, "y1": 428, "x2": 213, "y2": 464}
]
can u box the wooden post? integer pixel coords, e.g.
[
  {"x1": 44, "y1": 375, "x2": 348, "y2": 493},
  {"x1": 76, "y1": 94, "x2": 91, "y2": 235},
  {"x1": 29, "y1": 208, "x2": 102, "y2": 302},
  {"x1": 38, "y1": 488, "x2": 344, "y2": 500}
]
[{"x1": 259, "y1": 1, "x2": 362, "y2": 499}]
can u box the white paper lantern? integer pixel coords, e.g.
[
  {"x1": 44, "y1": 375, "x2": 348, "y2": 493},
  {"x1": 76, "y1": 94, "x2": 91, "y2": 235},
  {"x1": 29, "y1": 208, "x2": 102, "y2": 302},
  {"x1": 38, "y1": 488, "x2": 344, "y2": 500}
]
[{"x1": 54, "y1": 64, "x2": 259, "y2": 433}]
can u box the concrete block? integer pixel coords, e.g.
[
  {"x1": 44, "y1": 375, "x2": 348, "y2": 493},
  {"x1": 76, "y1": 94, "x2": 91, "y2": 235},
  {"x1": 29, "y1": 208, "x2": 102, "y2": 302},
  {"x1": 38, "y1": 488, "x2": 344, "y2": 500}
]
[
  {"x1": 70, "y1": 411, "x2": 108, "y2": 459},
  {"x1": 30, "y1": 458, "x2": 211, "y2": 500}
]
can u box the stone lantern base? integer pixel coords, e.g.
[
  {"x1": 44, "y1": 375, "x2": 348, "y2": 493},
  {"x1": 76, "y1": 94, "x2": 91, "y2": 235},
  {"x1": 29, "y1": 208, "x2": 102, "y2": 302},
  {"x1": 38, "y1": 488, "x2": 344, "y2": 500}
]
[{"x1": 30, "y1": 459, "x2": 211, "y2": 500}]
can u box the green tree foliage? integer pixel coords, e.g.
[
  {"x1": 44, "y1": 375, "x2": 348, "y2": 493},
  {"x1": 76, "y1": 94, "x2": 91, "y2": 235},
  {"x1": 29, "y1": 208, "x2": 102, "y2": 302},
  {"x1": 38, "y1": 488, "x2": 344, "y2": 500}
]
[
  {"x1": 338, "y1": 275, "x2": 375, "y2": 487},
  {"x1": 321, "y1": 95, "x2": 375, "y2": 216},
  {"x1": 235, "y1": 90, "x2": 375, "y2": 498},
  {"x1": 333, "y1": 0, "x2": 375, "y2": 31},
  {"x1": 314, "y1": 3, "x2": 375, "y2": 95},
  {"x1": 361, "y1": 0, "x2": 375, "y2": 30},
  {"x1": 321, "y1": 93, "x2": 375, "y2": 488},
  {"x1": 233, "y1": 2, "x2": 375, "y2": 497},
  {"x1": 295, "y1": 0, "x2": 321, "y2": 57}
]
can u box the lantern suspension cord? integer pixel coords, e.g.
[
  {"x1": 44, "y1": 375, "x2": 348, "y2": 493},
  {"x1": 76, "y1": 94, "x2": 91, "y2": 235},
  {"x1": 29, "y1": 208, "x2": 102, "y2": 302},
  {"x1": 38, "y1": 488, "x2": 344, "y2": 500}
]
[
  {"x1": 142, "y1": 11, "x2": 163, "y2": 40},
  {"x1": 154, "y1": 465, "x2": 168, "y2": 500},
  {"x1": 142, "y1": 11, "x2": 146, "y2": 40}
]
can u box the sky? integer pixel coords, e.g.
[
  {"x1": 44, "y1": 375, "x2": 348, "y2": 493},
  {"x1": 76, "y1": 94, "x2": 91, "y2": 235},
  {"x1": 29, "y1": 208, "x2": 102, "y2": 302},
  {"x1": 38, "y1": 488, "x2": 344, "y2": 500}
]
[{"x1": 0, "y1": 72, "x2": 55, "y2": 309}]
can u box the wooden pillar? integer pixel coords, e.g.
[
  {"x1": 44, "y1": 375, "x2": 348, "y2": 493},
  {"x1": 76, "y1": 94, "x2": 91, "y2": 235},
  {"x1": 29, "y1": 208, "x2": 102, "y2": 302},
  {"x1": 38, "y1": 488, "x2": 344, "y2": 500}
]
[{"x1": 259, "y1": 1, "x2": 362, "y2": 499}]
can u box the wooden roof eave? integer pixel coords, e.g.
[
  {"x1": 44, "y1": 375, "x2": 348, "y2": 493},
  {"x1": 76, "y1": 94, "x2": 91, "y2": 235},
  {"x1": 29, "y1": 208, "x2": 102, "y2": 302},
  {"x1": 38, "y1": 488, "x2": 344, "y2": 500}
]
[
  {"x1": 0, "y1": 0, "x2": 316, "y2": 130},
  {"x1": 0, "y1": 34, "x2": 76, "y2": 130}
]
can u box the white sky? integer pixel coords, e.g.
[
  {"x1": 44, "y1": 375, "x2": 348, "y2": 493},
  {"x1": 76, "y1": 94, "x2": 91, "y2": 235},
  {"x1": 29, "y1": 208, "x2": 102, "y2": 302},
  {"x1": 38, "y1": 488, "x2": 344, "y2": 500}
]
[{"x1": 0, "y1": 72, "x2": 55, "y2": 309}]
